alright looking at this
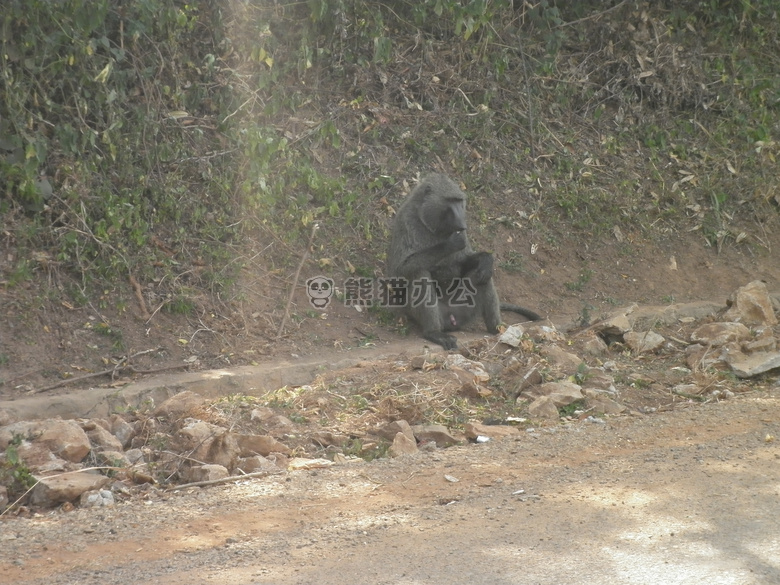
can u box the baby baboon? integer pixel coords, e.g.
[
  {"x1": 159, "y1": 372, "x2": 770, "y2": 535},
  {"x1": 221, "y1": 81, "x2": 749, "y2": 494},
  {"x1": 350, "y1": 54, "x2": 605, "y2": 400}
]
[{"x1": 387, "y1": 173, "x2": 541, "y2": 350}]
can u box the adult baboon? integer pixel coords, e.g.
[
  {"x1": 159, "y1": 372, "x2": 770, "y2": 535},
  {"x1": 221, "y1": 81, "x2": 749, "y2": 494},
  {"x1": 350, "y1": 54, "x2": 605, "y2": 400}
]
[{"x1": 387, "y1": 173, "x2": 541, "y2": 350}]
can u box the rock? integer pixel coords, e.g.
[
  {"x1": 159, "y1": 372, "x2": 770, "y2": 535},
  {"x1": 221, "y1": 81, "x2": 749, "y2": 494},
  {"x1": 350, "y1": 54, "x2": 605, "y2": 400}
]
[
  {"x1": 29, "y1": 471, "x2": 110, "y2": 507},
  {"x1": 249, "y1": 406, "x2": 276, "y2": 422},
  {"x1": 444, "y1": 355, "x2": 489, "y2": 383},
  {"x1": 540, "y1": 346, "x2": 585, "y2": 375},
  {"x1": 187, "y1": 464, "x2": 229, "y2": 483},
  {"x1": 685, "y1": 343, "x2": 726, "y2": 371},
  {"x1": 526, "y1": 396, "x2": 559, "y2": 421},
  {"x1": 250, "y1": 409, "x2": 295, "y2": 437},
  {"x1": 725, "y1": 351, "x2": 780, "y2": 379},
  {"x1": 0, "y1": 485, "x2": 7, "y2": 509},
  {"x1": 578, "y1": 334, "x2": 609, "y2": 356},
  {"x1": 509, "y1": 367, "x2": 543, "y2": 398},
  {"x1": 310, "y1": 431, "x2": 349, "y2": 447},
  {"x1": 459, "y1": 380, "x2": 492, "y2": 400},
  {"x1": 629, "y1": 301, "x2": 724, "y2": 330},
  {"x1": 624, "y1": 331, "x2": 666, "y2": 353},
  {"x1": 409, "y1": 355, "x2": 431, "y2": 369},
  {"x1": 288, "y1": 458, "x2": 333, "y2": 470},
  {"x1": 236, "y1": 455, "x2": 277, "y2": 473},
  {"x1": 95, "y1": 450, "x2": 130, "y2": 468},
  {"x1": 80, "y1": 489, "x2": 115, "y2": 508},
  {"x1": 153, "y1": 391, "x2": 206, "y2": 419},
  {"x1": 235, "y1": 433, "x2": 292, "y2": 457},
  {"x1": 410, "y1": 424, "x2": 459, "y2": 448},
  {"x1": 109, "y1": 414, "x2": 135, "y2": 449},
  {"x1": 125, "y1": 449, "x2": 144, "y2": 464},
  {"x1": 672, "y1": 384, "x2": 705, "y2": 397},
  {"x1": 464, "y1": 422, "x2": 520, "y2": 440},
  {"x1": 724, "y1": 280, "x2": 778, "y2": 326},
  {"x1": 372, "y1": 420, "x2": 415, "y2": 443},
  {"x1": 539, "y1": 381, "x2": 584, "y2": 407},
  {"x1": 742, "y1": 329, "x2": 777, "y2": 354},
  {"x1": 86, "y1": 424, "x2": 124, "y2": 452},
  {"x1": 14, "y1": 442, "x2": 68, "y2": 473},
  {"x1": 583, "y1": 390, "x2": 626, "y2": 414},
  {"x1": 178, "y1": 420, "x2": 241, "y2": 470},
  {"x1": 499, "y1": 324, "x2": 526, "y2": 347},
  {"x1": 524, "y1": 322, "x2": 564, "y2": 343},
  {"x1": 0, "y1": 419, "x2": 91, "y2": 463},
  {"x1": 388, "y1": 432, "x2": 418, "y2": 457},
  {"x1": 580, "y1": 369, "x2": 615, "y2": 392},
  {"x1": 587, "y1": 307, "x2": 636, "y2": 337},
  {"x1": 690, "y1": 322, "x2": 751, "y2": 346}
]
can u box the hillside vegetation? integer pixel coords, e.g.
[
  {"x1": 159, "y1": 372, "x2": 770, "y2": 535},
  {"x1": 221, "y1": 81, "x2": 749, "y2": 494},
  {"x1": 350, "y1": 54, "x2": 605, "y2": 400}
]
[{"x1": 1, "y1": 0, "x2": 779, "y2": 382}]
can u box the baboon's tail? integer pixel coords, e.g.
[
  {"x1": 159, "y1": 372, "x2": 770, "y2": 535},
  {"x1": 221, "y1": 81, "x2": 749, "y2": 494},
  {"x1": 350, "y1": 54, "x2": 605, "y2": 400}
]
[{"x1": 500, "y1": 303, "x2": 542, "y2": 322}]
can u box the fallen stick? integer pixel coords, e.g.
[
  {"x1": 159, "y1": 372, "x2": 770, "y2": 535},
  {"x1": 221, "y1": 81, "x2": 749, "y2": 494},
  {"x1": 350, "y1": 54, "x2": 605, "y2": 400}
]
[{"x1": 167, "y1": 469, "x2": 284, "y2": 491}]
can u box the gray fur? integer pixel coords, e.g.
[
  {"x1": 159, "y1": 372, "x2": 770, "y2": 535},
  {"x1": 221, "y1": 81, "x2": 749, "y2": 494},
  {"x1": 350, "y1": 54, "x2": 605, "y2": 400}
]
[{"x1": 387, "y1": 173, "x2": 541, "y2": 350}]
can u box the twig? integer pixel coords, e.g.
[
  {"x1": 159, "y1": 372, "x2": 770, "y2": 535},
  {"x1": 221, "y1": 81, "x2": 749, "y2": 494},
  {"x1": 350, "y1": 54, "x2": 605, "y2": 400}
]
[
  {"x1": 167, "y1": 469, "x2": 284, "y2": 491},
  {"x1": 32, "y1": 348, "x2": 186, "y2": 393},
  {"x1": 276, "y1": 222, "x2": 319, "y2": 339},
  {"x1": 129, "y1": 273, "x2": 151, "y2": 319},
  {"x1": 557, "y1": 0, "x2": 629, "y2": 28}
]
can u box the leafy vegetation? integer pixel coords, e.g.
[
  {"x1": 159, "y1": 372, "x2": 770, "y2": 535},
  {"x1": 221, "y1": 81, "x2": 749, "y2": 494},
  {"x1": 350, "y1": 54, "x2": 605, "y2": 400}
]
[{"x1": 1, "y1": 0, "x2": 779, "y2": 337}]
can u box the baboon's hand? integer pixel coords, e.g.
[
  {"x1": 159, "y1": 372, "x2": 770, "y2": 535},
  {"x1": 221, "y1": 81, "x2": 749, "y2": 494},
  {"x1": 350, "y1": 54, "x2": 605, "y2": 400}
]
[{"x1": 424, "y1": 330, "x2": 458, "y2": 350}]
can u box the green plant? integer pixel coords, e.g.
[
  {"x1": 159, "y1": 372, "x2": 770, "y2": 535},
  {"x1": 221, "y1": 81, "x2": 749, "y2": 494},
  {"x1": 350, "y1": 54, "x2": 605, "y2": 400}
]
[
  {"x1": 559, "y1": 399, "x2": 585, "y2": 417},
  {"x1": 0, "y1": 434, "x2": 37, "y2": 502},
  {"x1": 565, "y1": 269, "x2": 594, "y2": 292}
]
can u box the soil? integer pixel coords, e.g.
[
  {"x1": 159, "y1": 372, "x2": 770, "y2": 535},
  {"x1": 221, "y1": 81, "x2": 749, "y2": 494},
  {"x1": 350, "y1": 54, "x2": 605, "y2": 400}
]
[
  {"x1": 2, "y1": 228, "x2": 780, "y2": 584},
  {"x1": 1, "y1": 388, "x2": 779, "y2": 585}
]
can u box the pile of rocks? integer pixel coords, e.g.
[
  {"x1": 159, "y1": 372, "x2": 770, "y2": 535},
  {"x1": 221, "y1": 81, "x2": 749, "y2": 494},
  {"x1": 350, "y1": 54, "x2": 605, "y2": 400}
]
[{"x1": 0, "y1": 390, "x2": 293, "y2": 510}]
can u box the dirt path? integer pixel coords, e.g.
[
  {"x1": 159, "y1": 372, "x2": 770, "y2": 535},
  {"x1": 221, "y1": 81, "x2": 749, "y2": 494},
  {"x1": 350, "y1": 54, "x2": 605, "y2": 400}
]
[{"x1": 2, "y1": 388, "x2": 779, "y2": 585}]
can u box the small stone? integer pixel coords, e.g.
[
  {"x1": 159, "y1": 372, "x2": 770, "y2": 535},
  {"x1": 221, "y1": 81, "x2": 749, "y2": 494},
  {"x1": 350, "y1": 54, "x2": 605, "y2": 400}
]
[
  {"x1": 464, "y1": 422, "x2": 520, "y2": 440},
  {"x1": 411, "y1": 424, "x2": 459, "y2": 448},
  {"x1": 444, "y1": 355, "x2": 489, "y2": 383},
  {"x1": 80, "y1": 489, "x2": 115, "y2": 508},
  {"x1": 96, "y1": 450, "x2": 130, "y2": 468},
  {"x1": 187, "y1": 464, "x2": 229, "y2": 482},
  {"x1": 0, "y1": 420, "x2": 91, "y2": 463},
  {"x1": 125, "y1": 449, "x2": 145, "y2": 464},
  {"x1": 30, "y1": 472, "x2": 110, "y2": 508},
  {"x1": 624, "y1": 331, "x2": 666, "y2": 353},
  {"x1": 538, "y1": 381, "x2": 584, "y2": 407},
  {"x1": 583, "y1": 390, "x2": 626, "y2": 415},
  {"x1": 526, "y1": 396, "x2": 560, "y2": 421},
  {"x1": 388, "y1": 432, "x2": 418, "y2": 457},
  {"x1": 539, "y1": 346, "x2": 585, "y2": 376},
  {"x1": 109, "y1": 415, "x2": 136, "y2": 449},
  {"x1": 725, "y1": 351, "x2": 780, "y2": 379},
  {"x1": 410, "y1": 355, "x2": 428, "y2": 369},
  {"x1": 236, "y1": 455, "x2": 277, "y2": 473},
  {"x1": 578, "y1": 334, "x2": 609, "y2": 356},
  {"x1": 87, "y1": 424, "x2": 124, "y2": 452},
  {"x1": 724, "y1": 280, "x2": 778, "y2": 326},
  {"x1": 690, "y1": 322, "x2": 751, "y2": 347},
  {"x1": 372, "y1": 420, "x2": 415, "y2": 443},
  {"x1": 235, "y1": 433, "x2": 292, "y2": 457},
  {"x1": 153, "y1": 391, "x2": 206, "y2": 419},
  {"x1": 498, "y1": 324, "x2": 526, "y2": 347}
]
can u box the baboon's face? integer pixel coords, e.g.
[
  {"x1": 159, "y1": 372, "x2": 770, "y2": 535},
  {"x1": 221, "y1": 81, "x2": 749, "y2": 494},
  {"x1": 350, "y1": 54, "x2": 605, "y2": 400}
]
[{"x1": 420, "y1": 192, "x2": 467, "y2": 238}]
